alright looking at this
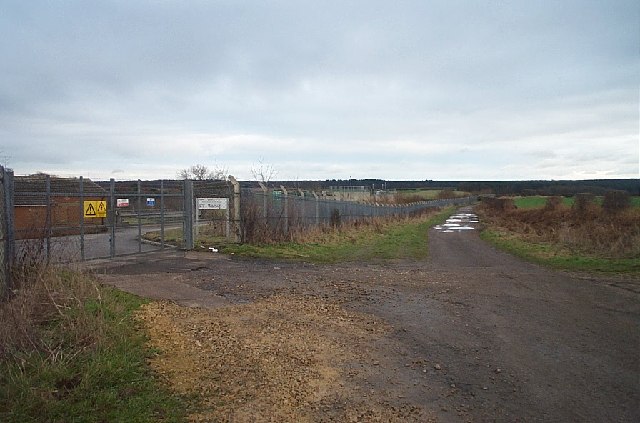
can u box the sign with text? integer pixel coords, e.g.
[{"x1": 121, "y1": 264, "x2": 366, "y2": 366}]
[
  {"x1": 146, "y1": 198, "x2": 155, "y2": 207},
  {"x1": 84, "y1": 200, "x2": 107, "y2": 218},
  {"x1": 116, "y1": 198, "x2": 130, "y2": 208},
  {"x1": 197, "y1": 198, "x2": 229, "y2": 210}
]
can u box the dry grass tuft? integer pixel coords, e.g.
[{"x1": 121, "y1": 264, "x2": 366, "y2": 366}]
[
  {"x1": 479, "y1": 200, "x2": 640, "y2": 259},
  {"x1": 240, "y1": 194, "x2": 437, "y2": 246},
  {"x1": 0, "y1": 257, "x2": 102, "y2": 362}
]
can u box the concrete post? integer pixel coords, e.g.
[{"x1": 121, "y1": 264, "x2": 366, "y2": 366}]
[
  {"x1": 313, "y1": 192, "x2": 320, "y2": 226},
  {"x1": 225, "y1": 205, "x2": 231, "y2": 241},
  {"x1": 228, "y1": 176, "x2": 241, "y2": 243},
  {"x1": 258, "y1": 181, "x2": 268, "y2": 219},
  {"x1": 280, "y1": 185, "x2": 288, "y2": 235},
  {"x1": 183, "y1": 179, "x2": 194, "y2": 249}
]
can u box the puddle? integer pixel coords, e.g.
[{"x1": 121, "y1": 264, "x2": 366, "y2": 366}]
[{"x1": 434, "y1": 212, "x2": 479, "y2": 233}]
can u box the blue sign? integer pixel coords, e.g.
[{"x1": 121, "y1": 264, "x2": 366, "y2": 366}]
[{"x1": 146, "y1": 197, "x2": 155, "y2": 207}]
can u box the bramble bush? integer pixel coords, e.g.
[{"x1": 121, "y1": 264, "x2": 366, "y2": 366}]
[{"x1": 479, "y1": 192, "x2": 640, "y2": 259}]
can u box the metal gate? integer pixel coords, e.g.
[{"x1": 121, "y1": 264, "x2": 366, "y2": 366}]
[{"x1": 11, "y1": 174, "x2": 234, "y2": 263}]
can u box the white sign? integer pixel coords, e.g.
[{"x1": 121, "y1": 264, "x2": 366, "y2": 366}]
[
  {"x1": 197, "y1": 197, "x2": 228, "y2": 210},
  {"x1": 116, "y1": 198, "x2": 130, "y2": 208},
  {"x1": 146, "y1": 197, "x2": 155, "y2": 207}
]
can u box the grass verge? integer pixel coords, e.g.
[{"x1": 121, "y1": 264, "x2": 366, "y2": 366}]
[
  {"x1": 0, "y1": 269, "x2": 187, "y2": 423},
  {"x1": 480, "y1": 228, "x2": 640, "y2": 273},
  {"x1": 513, "y1": 195, "x2": 640, "y2": 209},
  {"x1": 222, "y1": 208, "x2": 454, "y2": 263}
]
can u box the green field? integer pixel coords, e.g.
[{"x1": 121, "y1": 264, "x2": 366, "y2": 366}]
[
  {"x1": 512, "y1": 196, "x2": 572, "y2": 208},
  {"x1": 395, "y1": 189, "x2": 469, "y2": 200},
  {"x1": 513, "y1": 195, "x2": 640, "y2": 209}
]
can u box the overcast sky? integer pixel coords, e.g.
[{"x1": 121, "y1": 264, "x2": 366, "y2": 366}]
[{"x1": 1, "y1": 0, "x2": 638, "y2": 181}]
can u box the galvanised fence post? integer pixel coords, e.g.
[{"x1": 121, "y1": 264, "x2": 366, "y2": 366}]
[
  {"x1": 109, "y1": 179, "x2": 116, "y2": 258},
  {"x1": 160, "y1": 180, "x2": 165, "y2": 249},
  {"x1": 183, "y1": 179, "x2": 194, "y2": 250},
  {"x1": 0, "y1": 167, "x2": 5, "y2": 298},
  {"x1": 79, "y1": 176, "x2": 85, "y2": 260},
  {"x1": 137, "y1": 180, "x2": 142, "y2": 253},
  {"x1": 45, "y1": 174, "x2": 51, "y2": 262},
  {"x1": 0, "y1": 167, "x2": 15, "y2": 299}
]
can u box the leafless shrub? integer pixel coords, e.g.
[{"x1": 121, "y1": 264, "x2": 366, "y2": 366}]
[
  {"x1": 239, "y1": 192, "x2": 440, "y2": 245},
  {"x1": 544, "y1": 196, "x2": 563, "y2": 211},
  {"x1": 479, "y1": 199, "x2": 640, "y2": 259},
  {"x1": 482, "y1": 197, "x2": 515, "y2": 212},
  {"x1": 239, "y1": 200, "x2": 273, "y2": 244},
  {"x1": 573, "y1": 193, "x2": 596, "y2": 216},
  {"x1": 0, "y1": 253, "x2": 102, "y2": 362},
  {"x1": 392, "y1": 194, "x2": 424, "y2": 204},
  {"x1": 178, "y1": 163, "x2": 227, "y2": 180},
  {"x1": 330, "y1": 209, "x2": 341, "y2": 228},
  {"x1": 436, "y1": 189, "x2": 457, "y2": 200},
  {"x1": 250, "y1": 159, "x2": 277, "y2": 186},
  {"x1": 603, "y1": 190, "x2": 631, "y2": 214},
  {"x1": 12, "y1": 238, "x2": 49, "y2": 283}
]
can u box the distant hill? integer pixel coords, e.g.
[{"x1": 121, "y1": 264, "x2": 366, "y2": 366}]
[{"x1": 240, "y1": 179, "x2": 640, "y2": 196}]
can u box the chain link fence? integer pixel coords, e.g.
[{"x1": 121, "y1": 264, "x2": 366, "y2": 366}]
[
  {"x1": 6, "y1": 174, "x2": 234, "y2": 264},
  {"x1": 1, "y1": 170, "x2": 476, "y2": 297},
  {"x1": 240, "y1": 187, "x2": 475, "y2": 243}
]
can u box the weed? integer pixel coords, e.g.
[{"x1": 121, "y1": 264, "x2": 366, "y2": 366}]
[
  {"x1": 223, "y1": 208, "x2": 453, "y2": 263},
  {"x1": 0, "y1": 260, "x2": 186, "y2": 422},
  {"x1": 329, "y1": 208, "x2": 341, "y2": 228},
  {"x1": 603, "y1": 190, "x2": 631, "y2": 214},
  {"x1": 478, "y1": 198, "x2": 640, "y2": 273},
  {"x1": 573, "y1": 193, "x2": 596, "y2": 216}
]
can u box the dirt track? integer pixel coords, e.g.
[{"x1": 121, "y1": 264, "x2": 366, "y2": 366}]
[{"x1": 96, "y1": 213, "x2": 640, "y2": 422}]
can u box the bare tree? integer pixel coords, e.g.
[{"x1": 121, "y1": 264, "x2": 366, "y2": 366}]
[
  {"x1": 250, "y1": 159, "x2": 277, "y2": 186},
  {"x1": 177, "y1": 163, "x2": 227, "y2": 180},
  {"x1": 0, "y1": 151, "x2": 10, "y2": 168}
]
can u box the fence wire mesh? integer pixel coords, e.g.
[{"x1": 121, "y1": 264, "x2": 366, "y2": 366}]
[
  {"x1": 10, "y1": 175, "x2": 233, "y2": 262},
  {"x1": 240, "y1": 188, "x2": 474, "y2": 243},
  {"x1": 3, "y1": 172, "x2": 475, "y2": 272}
]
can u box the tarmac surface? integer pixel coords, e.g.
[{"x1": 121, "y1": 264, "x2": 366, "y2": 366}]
[{"x1": 92, "y1": 211, "x2": 640, "y2": 422}]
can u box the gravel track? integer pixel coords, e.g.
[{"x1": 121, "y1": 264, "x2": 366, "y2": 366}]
[{"x1": 96, "y1": 211, "x2": 640, "y2": 422}]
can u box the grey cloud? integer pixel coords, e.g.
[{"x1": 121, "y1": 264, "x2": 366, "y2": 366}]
[{"x1": 1, "y1": 0, "x2": 638, "y2": 180}]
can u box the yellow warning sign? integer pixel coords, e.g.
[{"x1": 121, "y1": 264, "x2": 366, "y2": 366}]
[{"x1": 84, "y1": 201, "x2": 107, "y2": 218}]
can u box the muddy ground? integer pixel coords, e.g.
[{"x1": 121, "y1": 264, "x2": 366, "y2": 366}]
[{"x1": 95, "y1": 215, "x2": 640, "y2": 422}]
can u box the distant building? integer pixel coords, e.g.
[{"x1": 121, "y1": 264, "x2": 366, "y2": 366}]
[{"x1": 14, "y1": 175, "x2": 107, "y2": 239}]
